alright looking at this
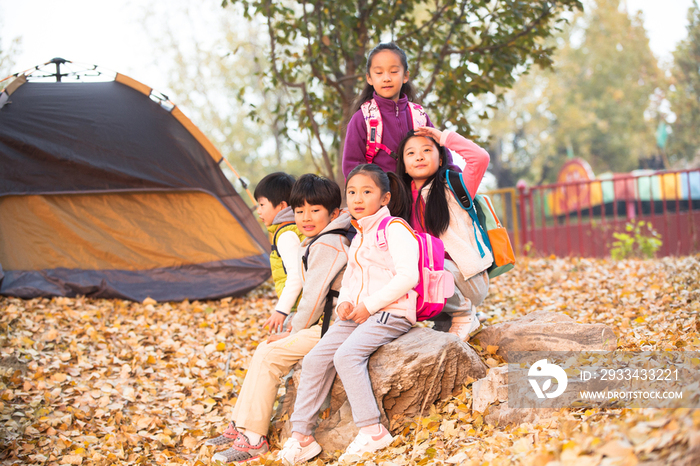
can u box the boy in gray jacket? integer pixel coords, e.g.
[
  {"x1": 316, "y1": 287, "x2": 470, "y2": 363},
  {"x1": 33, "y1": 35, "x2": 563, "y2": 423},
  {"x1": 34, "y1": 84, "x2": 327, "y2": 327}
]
[{"x1": 206, "y1": 174, "x2": 351, "y2": 464}]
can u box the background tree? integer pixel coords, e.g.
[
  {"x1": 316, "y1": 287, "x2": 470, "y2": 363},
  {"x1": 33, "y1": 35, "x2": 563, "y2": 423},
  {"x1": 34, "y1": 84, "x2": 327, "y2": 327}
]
[
  {"x1": 0, "y1": 21, "x2": 21, "y2": 80},
  {"x1": 481, "y1": 0, "x2": 662, "y2": 187},
  {"x1": 223, "y1": 0, "x2": 583, "y2": 186},
  {"x1": 668, "y1": 1, "x2": 700, "y2": 166},
  {"x1": 141, "y1": 2, "x2": 312, "y2": 196}
]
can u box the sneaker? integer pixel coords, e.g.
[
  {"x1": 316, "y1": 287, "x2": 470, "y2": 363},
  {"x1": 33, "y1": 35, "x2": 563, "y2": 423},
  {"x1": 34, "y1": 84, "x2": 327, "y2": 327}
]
[
  {"x1": 205, "y1": 421, "x2": 240, "y2": 447},
  {"x1": 276, "y1": 437, "x2": 322, "y2": 465},
  {"x1": 211, "y1": 433, "x2": 269, "y2": 464},
  {"x1": 476, "y1": 311, "x2": 488, "y2": 323},
  {"x1": 338, "y1": 427, "x2": 394, "y2": 463},
  {"x1": 448, "y1": 312, "x2": 481, "y2": 342}
]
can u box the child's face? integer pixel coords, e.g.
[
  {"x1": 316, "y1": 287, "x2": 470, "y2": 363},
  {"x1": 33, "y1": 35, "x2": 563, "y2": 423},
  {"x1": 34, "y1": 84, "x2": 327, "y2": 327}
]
[
  {"x1": 294, "y1": 202, "x2": 339, "y2": 238},
  {"x1": 346, "y1": 173, "x2": 390, "y2": 220},
  {"x1": 366, "y1": 50, "x2": 409, "y2": 102},
  {"x1": 403, "y1": 136, "x2": 441, "y2": 189},
  {"x1": 256, "y1": 197, "x2": 286, "y2": 227}
]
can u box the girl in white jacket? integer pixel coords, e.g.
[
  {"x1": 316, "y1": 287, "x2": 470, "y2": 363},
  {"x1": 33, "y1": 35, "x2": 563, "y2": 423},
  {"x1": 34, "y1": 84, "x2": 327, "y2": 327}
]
[{"x1": 395, "y1": 126, "x2": 493, "y2": 341}]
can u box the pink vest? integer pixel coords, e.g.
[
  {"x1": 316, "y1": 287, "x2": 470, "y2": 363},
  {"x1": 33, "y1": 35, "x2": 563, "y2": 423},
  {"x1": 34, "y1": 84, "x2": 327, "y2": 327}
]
[{"x1": 343, "y1": 206, "x2": 418, "y2": 323}]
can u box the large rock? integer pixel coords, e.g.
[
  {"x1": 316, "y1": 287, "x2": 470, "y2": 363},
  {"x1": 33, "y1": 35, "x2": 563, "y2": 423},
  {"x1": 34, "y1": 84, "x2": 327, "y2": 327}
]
[
  {"x1": 272, "y1": 327, "x2": 488, "y2": 453},
  {"x1": 474, "y1": 310, "x2": 617, "y2": 359},
  {"x1": 471, "y1": 365, "x2": 556, "y2": 425}
]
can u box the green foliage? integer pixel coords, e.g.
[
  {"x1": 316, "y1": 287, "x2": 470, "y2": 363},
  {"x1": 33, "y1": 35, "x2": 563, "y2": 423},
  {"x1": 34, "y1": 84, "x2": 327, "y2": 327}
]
[
  {"x1": 610, "y1": 221, "x2": 662, "y2": 260},
  {"x1": 222, "y1": 0, "x2": 583, "y2": 184},
  {"x1": 482, "y1": 0, "x2": 662, "y2": 187},
  {"x1": 140, "y1": 3, "x2": 314, "y2": 200},
  {"x1": 668, "y1": 1, "x2": 700, "y2": 165}
]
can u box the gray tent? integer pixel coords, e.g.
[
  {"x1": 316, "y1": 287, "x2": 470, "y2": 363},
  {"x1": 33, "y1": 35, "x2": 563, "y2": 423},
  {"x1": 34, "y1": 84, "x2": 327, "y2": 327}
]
[{"x1": 0, "y1": 60, "x2": 270, "y2": 302}]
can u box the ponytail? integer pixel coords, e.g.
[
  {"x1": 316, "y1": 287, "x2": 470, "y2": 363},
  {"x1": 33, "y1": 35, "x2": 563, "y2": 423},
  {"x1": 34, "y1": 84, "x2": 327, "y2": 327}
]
[
  {"x1": 346, "y1": 164, "x2": 411, "y2": 221},
  {"x1": 386, "y1": 171, "x2": 412, "y2": 221},
  {"x1": 351, "y1": 42, "x2": 416, "y2": 114},
  {"x1": 395, "y1": 131, "x2": 451, "y2": 237}
]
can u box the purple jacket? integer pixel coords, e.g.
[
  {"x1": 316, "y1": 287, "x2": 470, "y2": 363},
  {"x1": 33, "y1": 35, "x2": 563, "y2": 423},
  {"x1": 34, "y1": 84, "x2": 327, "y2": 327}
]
[{"x1": 342, "y1": 92, "x2": 459, "y2": 179}]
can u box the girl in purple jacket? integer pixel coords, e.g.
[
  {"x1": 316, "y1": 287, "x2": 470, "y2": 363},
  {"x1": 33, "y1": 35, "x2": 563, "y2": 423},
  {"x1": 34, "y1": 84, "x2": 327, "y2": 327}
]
[{"x1": 342, "y1": 43, "x2": 459, "y2": 179}]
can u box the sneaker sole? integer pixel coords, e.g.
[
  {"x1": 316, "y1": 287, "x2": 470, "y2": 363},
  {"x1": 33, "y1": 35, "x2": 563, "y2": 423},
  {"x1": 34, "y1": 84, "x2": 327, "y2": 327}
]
[
  {"x1": 279, "y1": 442, "x2": 322, "y2": 465},
  {"x1": 211, "y1": 452, "x2": 264, "y2": 464},
  {"x1": 339, "y1": 434, "x2": 394, "y2": 463},
  {"x1": 297, "y1": 442, "x2": 322, "y2": 463}
]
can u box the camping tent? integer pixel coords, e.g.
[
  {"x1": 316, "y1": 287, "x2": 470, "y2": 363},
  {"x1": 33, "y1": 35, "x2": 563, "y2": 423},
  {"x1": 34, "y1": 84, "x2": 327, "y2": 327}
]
[{"x1": 0, "y1": 60, "x2": 271, "y2": 302}]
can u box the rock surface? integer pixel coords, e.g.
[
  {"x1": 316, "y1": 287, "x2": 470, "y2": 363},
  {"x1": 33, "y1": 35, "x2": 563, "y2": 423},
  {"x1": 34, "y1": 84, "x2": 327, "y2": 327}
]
[
  {"x1": 272, "y1": 327, "x2": 488, "y2": 453},
  {"x1": 474, "y1": 310, "x2": 617, "y2": 359},
  {"x1": 469, "y1": 310, "x2": 619, "y2": 425}
]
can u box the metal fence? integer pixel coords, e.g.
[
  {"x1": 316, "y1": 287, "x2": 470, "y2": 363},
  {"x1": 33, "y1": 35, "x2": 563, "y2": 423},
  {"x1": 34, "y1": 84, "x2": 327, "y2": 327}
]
[{"x1": 515, "y1": 169, "x2": 700, "y2": 257}]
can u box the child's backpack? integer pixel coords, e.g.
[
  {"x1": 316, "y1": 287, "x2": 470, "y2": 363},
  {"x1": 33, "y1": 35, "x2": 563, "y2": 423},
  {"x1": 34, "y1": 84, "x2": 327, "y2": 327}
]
[
  {"x1": 375, "y1": 217, "x2": 455, "y2": 321},
  {"x1": 360, "y1": 98, "x2": 427, "y2": 163},
  {"x1": 446, "y1": 170, "x2": 516, "y2": 278}
]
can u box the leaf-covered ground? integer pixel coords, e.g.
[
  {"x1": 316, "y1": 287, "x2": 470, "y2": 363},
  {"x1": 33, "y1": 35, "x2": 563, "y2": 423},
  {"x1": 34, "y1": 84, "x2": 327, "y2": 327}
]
[{"x1": 1, "y1": 256, "x2": 699, "y2": 466}]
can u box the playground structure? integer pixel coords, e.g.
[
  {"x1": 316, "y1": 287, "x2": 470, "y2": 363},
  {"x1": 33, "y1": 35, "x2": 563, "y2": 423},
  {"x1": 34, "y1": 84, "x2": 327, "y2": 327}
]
[{"x1": 513, "y1": 159, "x2": 700, "y2": 258}]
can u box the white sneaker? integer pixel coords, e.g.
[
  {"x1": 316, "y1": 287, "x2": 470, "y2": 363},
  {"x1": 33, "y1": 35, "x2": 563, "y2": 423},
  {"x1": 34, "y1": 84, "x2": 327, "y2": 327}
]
[
  {"x1": 338, "y1": 427, "x2": 394, "y2": 463},
  {"x1": 448, "y1": 312, "x2": 481, "y2": 342},
  {"x1": 276, "y1": 437, "x2": 322, "y2": 465}
]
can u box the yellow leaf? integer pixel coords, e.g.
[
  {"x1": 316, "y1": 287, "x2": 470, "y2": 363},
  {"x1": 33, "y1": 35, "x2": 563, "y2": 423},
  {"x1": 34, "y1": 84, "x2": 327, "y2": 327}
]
[
  {"x1": 486, "y1": 345, "x2": 499, "y2": 355},
  {"x1": 183, "y1": 436, "x2": 198, "y2": 449},
  {"x1": 142, "y1": 297, "x2": 156, "y2": 305},
  {"x1": 62, "y1": 455, "x2": 83, "y2": 465},
  {"x1": 156, "y1": 433, "x2": 173, "y2": 446},
  {"x1": 216, "y1": 342, "x2": 226, "y2": 351}
]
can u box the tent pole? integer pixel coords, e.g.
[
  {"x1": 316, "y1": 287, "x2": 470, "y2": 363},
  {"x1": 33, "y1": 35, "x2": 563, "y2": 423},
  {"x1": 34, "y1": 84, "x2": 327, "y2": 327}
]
[{"x1": 221, "y1": 157, "x2": 257, "y2": 207}]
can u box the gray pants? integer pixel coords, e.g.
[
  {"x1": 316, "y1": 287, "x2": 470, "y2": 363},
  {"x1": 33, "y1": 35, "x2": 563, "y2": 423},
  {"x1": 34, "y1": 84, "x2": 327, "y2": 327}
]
[
  {"x1": 431, "y1": 260, "x2": 489, "y2": 330},
  {"x1": 290, "y1": 312, "x2": 412, "y2": 434}
]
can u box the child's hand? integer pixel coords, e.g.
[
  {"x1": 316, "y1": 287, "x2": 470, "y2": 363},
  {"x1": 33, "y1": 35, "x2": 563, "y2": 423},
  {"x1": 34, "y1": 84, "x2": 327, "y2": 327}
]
[
  {"x1": 348, "y1": 303, "x2": 370, "y2": 324},
  {"x1": 264, "y1": 312, "x2": 287, "y2": 334},
  {"x1": 414, "y1": 126, "x2": 444, "y2": 145},
  {"x1": 268, "y1": 330, "x2": 291, "y2": 343},
  {"x1": 337, "y1": 302, "x2": 353, "y2": 321}
]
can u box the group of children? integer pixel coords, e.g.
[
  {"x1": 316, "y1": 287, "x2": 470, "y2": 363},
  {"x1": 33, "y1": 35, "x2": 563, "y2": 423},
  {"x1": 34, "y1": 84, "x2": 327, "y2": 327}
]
[{"x1": 206, "y1": 42, "x2": 494, "y2": 465}]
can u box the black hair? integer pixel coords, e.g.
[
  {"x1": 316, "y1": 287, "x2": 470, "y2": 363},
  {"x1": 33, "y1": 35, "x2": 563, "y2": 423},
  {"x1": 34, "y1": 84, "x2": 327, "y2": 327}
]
[
  {"x1": 346, "y1": 163, "x2": 411, "y2": 221},
  {"x1": 289, "y1": 174, "x2": 342, "y2": 214},
  {"x1": 351, "y1": 42, "x2": 416, "y2": 114},
  {"x1": 395, "y1": 130, "x2": 451, "y2": 237},
  {"x1": 253, "y1": 172, "x2": 296, "y2": 207}
]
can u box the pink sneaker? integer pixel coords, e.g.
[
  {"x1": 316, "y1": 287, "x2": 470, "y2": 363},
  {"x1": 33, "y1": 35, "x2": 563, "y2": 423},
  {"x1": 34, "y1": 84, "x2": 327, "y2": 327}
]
[
  {"x1": 205, "y1": 421, "x2": 240, "y2": 447},
  {"x1": 211, "y1": 432, "x2": 269, "y2": 464},
  {"x1": 448, "y1": 312, "x2": 481, "y2": 342}
]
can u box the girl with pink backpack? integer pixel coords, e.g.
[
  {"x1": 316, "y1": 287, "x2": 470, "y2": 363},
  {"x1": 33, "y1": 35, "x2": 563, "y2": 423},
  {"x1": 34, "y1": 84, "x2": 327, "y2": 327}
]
[
  {"x1": 342, "y1": 42, "x2": 460, "y2": 178},
  {"x1": 395, "y1": 126, "x2": 493, "y2": 342},
  {"x1": 276, "y1": 164, "x2": 421, "y2": 465}
]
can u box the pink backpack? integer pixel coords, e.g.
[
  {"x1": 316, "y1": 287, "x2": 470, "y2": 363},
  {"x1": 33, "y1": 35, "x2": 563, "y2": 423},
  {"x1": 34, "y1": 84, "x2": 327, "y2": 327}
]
[
  {"x1": 376, "y1": 217, "x2": 455, "y2": 321},
  {"x1": 360, "y1": 99, "x2": 427, "y2": 163}
]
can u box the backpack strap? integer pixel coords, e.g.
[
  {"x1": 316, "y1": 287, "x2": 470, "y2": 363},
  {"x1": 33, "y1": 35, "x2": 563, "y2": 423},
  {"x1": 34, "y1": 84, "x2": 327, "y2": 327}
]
[
  {"x1": 376, "y1": 216, "x2": 415, "y2": 251},
  {"x1": 321, "y1": 289, "x2": 339, "y2": 337},
  {"x1": 271, "y1": 221, "x2": 296, "y2": 274},
  {"x1": 300, "y1": 229, "x2": 349, "y2": 337},
  {"x1": 271, "y1": 222, "x2": 296, "y2": 254},
  {"x1": 302, "y1": 228, "x2": 350, "y2": 271},
  {"x1": 360, "y1": 99, "x2": 394, "y2": 163},
  {"x1": 408, "y1": 102, "x2": 428, "y2": 130},
  {"x1": 445, "y1": 170, "x2": 488, "y2": 258}
]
